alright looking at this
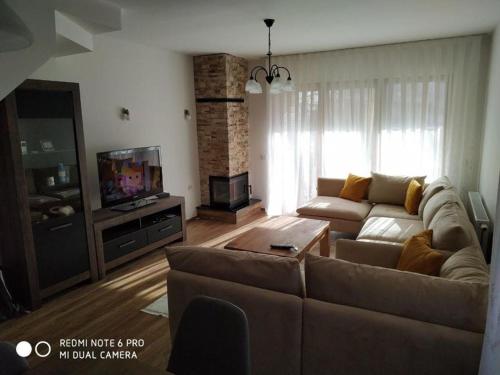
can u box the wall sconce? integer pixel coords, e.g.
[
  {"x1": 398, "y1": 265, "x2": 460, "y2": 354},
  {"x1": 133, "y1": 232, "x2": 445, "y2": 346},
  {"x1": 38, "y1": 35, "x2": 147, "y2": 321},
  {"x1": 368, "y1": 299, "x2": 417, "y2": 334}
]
[
  {"x1": 120, "y1": 107, "x2": 130, "y2": 121},
  {"x1": 184, "y1": 109, "x2": 192, "y2": 120}
]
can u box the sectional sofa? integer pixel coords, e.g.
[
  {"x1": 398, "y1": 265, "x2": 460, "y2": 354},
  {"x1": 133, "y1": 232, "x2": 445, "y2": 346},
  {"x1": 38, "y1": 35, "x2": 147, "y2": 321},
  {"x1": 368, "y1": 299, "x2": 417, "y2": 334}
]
[
  {"x1": 165, "y1": 175, "x2": 490, "y2": 374},
  {"x1": 297, "y1": 175, "x2": 482, "y2": 256},
  {"x1": 165, "y1": 245, "x2": 488, "y2": 375}
]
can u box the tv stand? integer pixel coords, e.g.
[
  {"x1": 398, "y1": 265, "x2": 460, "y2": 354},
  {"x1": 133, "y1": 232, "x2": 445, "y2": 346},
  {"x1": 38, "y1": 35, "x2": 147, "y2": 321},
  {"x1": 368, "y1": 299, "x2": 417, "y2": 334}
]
[
  {"x1": 93, "y1": 195, "x2": 186, "y2": 278},
  {"x1": 110, "y1": 199, "x2": 157, "y2": 212}
]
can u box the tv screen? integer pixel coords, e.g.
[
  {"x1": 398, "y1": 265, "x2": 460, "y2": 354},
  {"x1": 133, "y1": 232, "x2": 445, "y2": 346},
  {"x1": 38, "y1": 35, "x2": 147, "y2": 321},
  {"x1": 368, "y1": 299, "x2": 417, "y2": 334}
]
[{"x1": 97, "y1": 146, "x2": 163, "y2": 207}]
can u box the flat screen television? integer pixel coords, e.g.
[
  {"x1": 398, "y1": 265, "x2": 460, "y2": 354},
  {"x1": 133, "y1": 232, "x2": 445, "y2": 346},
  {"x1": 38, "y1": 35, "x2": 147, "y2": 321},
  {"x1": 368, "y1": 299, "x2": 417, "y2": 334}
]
[{"x1": 97, "y1": 146, "x2": 163, "y2": 208}]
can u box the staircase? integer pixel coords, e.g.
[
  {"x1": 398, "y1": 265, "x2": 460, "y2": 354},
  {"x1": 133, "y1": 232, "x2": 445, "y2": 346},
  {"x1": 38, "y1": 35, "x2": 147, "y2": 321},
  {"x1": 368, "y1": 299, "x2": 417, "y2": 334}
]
[{"x1": 0, "y1": 0, "x2": 123, "y2": 100}]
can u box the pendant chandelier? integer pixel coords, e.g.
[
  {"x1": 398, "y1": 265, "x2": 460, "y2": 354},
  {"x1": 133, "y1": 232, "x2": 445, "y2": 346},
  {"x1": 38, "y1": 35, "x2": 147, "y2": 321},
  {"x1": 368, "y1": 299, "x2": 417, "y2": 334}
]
[{"x1": 245, "y1": 19, "x2": 295, "y2": 95}]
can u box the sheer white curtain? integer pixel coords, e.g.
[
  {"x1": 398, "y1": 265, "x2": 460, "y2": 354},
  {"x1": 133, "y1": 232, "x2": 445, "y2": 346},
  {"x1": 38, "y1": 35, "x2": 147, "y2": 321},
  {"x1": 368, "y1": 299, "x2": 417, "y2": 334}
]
[{"x1": 265, "y1": 36, "x2": 487, "y2": 215}]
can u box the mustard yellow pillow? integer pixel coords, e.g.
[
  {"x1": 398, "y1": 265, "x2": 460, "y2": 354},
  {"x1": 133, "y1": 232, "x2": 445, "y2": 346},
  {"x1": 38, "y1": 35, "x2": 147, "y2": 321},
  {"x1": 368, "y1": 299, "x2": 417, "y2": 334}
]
[
  {"x1": 339, "y1": 174, "x2": 372, "y2": 202},
  {"x1": 404, "y1": 179, "x2": 423, "y2": 214},
  {"x1": 397, "y1": 230, "x2": 445, "y2": 276},
  {"x1": 406, "y1": 229, "x2": 433, "y2": 247}
]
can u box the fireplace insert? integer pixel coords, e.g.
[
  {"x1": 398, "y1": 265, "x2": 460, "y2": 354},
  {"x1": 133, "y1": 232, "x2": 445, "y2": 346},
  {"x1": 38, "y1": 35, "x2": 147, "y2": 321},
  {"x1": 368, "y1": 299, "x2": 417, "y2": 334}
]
[{"x1": 209, "y1": 172, "x2": 250, "y2": 211}]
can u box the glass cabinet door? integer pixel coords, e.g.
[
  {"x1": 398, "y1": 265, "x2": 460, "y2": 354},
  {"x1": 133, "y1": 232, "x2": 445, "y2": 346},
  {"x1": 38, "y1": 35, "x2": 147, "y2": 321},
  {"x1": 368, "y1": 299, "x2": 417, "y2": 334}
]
[{"x1": 16, "y1": 90, "x2": 83, "y2": 225}]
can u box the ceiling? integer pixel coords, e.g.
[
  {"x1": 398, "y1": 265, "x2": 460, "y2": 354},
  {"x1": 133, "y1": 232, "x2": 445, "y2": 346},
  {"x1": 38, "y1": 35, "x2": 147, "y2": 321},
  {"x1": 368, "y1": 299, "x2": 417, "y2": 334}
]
[{"x1": 108, "y1": 0, "x2": 500, "y2": 58}]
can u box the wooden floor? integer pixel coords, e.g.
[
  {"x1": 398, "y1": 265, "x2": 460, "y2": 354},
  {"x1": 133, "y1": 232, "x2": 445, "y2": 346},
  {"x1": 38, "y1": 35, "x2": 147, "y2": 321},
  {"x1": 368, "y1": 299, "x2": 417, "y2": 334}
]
[{"x1": 0, "y1": 211, "x2": 277, "y2": 371}]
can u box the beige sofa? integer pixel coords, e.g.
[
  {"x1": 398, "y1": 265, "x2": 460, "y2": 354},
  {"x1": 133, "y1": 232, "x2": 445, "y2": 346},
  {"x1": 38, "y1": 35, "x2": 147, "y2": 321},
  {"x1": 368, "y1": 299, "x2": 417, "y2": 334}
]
[
  {"x1": 296, "y1": 177, "x2": 372, "y2": 233},
  {"x1": 297, "y1": 176, "x2": 478, "y2": 253},
  {"x1": 165, "y1": 244, "x2": 489, "y2": 375}
]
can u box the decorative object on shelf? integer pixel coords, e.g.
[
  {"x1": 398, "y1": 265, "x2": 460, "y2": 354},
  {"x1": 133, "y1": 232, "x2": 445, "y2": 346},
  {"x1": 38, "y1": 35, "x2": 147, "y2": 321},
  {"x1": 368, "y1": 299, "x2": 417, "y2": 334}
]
[
  {"x1": 40, "y1": 139, "x2": 55, "y2": 152},
  {"x1": 120, "y1": 107, "x2": 130, "y2": 120},
  {"x1": 49, "y1": 205, "x2": 75, "y2": 217},
  {"x1": 46, "y1": 176, "x2": 55, "y2": 187},
  {"x1": 57, "y1": 163, "x2": 67, "y2": 184},
  {"x1": 20, "y1": 140, "x2": 27, "y2": 155},
  {"x1": 245, "y1": 19, "x2": 295, "y2": 95},
  {"x1": 0, "y1": 0, "x2": 33, "y2": 53}
]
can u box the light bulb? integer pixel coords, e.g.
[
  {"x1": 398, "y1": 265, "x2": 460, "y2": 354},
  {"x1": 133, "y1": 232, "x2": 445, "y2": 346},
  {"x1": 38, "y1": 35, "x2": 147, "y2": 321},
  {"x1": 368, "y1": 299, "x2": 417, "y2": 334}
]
[
  {"x1": 269, "y1": 77, "x2": 283, "y2": 95},
  {"x1": 282, "y1": 78, "x2": 296, "y2": 92},
  {"x1": 245, "y1": 79, "x2": 263, "y2": 94}
]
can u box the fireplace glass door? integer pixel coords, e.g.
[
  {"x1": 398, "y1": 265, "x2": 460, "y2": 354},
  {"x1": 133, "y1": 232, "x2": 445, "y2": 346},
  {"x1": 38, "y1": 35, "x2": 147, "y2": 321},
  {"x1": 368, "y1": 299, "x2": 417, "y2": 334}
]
[{"x1": 209, "y1": 172, "x2": 249, "y2": 210}]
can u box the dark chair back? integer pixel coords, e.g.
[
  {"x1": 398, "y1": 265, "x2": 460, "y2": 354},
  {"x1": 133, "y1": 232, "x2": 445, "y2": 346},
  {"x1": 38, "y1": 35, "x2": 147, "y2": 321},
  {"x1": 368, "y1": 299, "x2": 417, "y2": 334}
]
[
  {"x1": 0, "y1": 342, "x2": 29, "y2": 375},
  {"x1": 167, "y1": 295, "x2": 251, "y2": 375}
]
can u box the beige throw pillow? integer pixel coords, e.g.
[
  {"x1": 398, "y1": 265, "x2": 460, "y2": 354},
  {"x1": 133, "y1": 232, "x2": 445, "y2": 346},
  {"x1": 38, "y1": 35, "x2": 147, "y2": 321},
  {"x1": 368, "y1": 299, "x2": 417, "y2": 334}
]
[
  {"x1": 418, "y1": 176, "x2": 452, "y2": 217},
  {"x1": 422, "y1": 188, "x2": 464, "y2": 228},
  {"x1": 440, "y1": 246, "x2": 489, "y2": 283},
  {"x1": 368, "y1": 172, "x2": 426, "y2": 205},
  {"x1": 428, "y1": 202, "x2": 475, "y2": 251}
]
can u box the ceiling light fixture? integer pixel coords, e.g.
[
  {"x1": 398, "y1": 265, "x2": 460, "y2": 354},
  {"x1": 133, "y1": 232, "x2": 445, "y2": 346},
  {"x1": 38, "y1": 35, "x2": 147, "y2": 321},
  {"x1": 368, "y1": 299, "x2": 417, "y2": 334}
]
[{"x1": 245, "y1": 19, "x2": 295, "y2": 95}]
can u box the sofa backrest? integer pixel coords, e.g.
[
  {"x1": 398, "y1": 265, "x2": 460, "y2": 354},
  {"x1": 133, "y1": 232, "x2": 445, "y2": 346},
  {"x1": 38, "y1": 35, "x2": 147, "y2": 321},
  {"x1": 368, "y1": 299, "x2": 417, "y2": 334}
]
[
  {"x1": 422, "y1": 187, "x2": 465, "y2": 227},
  {"x1": 440, "y1": 245, "x2": 489, "y2": 283},
  {"x1": 428, "y1": 202, "x2": 478, "y2": 251},
  {"x1": 168, "y1": 271, "x2": 303, "y2": 375},
  {"x1": 304, "y1": 253, "x2": 488, "y2": 333},
  {"x1": 418, "y1": 176, "x2": 453, "y2": 217},
  {"x1": 368, "y1": 172, "x2": 426, "y2": 205},
  {"x1": 317, "y1": 177, "x2": 345, "y2": 197},
  {"x1": 301, "y1": 298, "x2": 483, "y2": 375},
  {"x1": 166, "y1": 246, "x2": 304, "y2": 375},
  {"x1": 166, "y1": 246, "x2": 304, "y2": 296}
]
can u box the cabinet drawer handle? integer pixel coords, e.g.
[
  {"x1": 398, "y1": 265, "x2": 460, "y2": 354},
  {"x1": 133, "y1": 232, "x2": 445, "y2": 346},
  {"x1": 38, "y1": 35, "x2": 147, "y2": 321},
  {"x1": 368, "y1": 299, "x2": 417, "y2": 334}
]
[
  {"x1": 119, "y1": 240, "x2": 136, "y2": 248},
  {"x1": 49, "y1": 222, "x2": 73, "y2": 232},
  {"x1": 159, "y1": 225, "x2": 173, "y2": 233}
]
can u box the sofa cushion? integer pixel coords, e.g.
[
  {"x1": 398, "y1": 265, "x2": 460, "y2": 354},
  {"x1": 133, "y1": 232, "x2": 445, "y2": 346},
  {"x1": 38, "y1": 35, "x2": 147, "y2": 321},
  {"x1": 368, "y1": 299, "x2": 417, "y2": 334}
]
[
  {"x1": 396, "y1": 232, "x2": 446, "y2": 276},
  {"x1": 296, "y1": 196, "x2": 372, "y2": 221},
  {"x1": 339, "y1": 174, "x2": 372, "y2": 202},
  {"x1": 422, "y1": 188, "x2": 464, "y2": 227},
  {"x1": 440, "y1": 246, "x2": 489, "y2": 283},
  {"x1": 428, "y1": 203, "x2": 476, "y2": 251},
  {"x1": 418, "y1": 176, "x2": 453, "y2": 217},
  {"x1": 357, "y1": 216, "x2": 424, "y2": 244},
  {"x1": 404, "y1": 179, "x2": 423, "y2": 214},
  {"x1": 367, "y1": 204, "x2": 420, "y2": 221},
  {"x1": 317, "y1": 177, "x2": 345, "y2": 197},
  {"x1": 305, "y1": 253, "x2": 488, "y2": 332},
  {"x1": 368, "y1": 172, "x2": 426, "y2": 205},
  {"x1": 165, "y1": 246, "x2": 304, "y2": 296}
]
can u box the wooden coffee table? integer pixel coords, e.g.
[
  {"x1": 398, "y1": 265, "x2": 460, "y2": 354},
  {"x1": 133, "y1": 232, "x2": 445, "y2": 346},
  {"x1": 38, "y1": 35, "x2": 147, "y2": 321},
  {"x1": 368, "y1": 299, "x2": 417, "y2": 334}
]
[{"x1": 224, "y1": 216, "x2": 330, "y2": 261}]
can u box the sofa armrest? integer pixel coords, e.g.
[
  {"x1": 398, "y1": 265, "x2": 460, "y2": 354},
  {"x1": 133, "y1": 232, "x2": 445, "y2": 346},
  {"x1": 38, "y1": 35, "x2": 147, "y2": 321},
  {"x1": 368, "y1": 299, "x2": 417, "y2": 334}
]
[
  {"x1": 336, "y1": 239, "x2": 403, "y2": 268},
  {"x1": 317, "y1": 177, "x2": 345, "y2": 197}
]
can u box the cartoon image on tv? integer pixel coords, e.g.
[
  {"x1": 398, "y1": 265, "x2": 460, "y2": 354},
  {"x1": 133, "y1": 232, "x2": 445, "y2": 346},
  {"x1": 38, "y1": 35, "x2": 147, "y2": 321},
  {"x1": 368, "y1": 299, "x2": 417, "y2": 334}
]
[
  {"x1": 117, "y1": 164, "x2": 144, "y2": 196},
  {"x1": 150, "y1": 166, "x2": 162, "y2": 190},
  {"x1": 98, "y1": 150, "x2": 163, "y2": 203}
]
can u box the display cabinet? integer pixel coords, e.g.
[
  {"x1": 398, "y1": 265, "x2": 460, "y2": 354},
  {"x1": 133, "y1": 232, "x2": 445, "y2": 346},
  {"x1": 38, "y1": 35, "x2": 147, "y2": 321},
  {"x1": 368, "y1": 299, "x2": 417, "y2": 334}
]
[{"x1": 0, "y1": 80, "x2": 97, "y2": 309}]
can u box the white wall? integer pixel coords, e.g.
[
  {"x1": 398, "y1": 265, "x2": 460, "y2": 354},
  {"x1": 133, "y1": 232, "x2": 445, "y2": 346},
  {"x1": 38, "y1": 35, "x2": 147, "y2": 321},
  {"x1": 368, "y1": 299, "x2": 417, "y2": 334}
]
[
  {"x1": 0, "y1": 0, "x2": 56, "y2": 100},
  {"x1": 31, "y1": 35, "x2": 200, "y2": 218},
  {"x1": 479, "y1": 26, "x2": 500, "y2": 222}
]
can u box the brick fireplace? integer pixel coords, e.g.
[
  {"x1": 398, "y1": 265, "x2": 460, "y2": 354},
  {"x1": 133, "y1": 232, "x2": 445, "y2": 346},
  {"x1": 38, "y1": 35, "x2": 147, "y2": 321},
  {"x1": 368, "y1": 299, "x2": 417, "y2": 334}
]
[{"x1": 194, "y1": 53, "x2": 251, "y2": 212}]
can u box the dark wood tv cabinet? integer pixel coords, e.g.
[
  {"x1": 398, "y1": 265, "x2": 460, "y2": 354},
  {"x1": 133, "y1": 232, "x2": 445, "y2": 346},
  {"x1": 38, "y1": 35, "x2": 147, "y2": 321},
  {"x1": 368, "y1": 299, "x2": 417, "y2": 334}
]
[{"x1": 92, "y1": 195, "x2": 186, "y2": 278}]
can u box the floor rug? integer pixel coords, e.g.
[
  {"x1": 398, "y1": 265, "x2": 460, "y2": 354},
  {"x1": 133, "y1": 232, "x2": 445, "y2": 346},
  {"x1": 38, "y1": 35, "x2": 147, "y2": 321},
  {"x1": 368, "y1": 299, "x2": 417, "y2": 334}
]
[{"x1": 141, "y1": 294, "x2": 169, "y2": 318}]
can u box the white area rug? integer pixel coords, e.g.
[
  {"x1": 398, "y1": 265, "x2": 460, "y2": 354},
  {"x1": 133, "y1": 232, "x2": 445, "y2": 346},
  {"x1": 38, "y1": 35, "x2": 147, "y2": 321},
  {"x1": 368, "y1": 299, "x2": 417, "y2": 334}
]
[{"x1": 141, "y1": 294, "x2": 169, "y2": 318}]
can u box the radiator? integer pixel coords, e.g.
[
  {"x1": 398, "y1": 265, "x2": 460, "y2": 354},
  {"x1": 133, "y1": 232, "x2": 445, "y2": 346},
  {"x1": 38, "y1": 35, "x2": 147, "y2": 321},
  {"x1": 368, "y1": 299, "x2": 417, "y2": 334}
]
[{"x1": 468, "y1": 191, "x2": 491, "y2": 255}]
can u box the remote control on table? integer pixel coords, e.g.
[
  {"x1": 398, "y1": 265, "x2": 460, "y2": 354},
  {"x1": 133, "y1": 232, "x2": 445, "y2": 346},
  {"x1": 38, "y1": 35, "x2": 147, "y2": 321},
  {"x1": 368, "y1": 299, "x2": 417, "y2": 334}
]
[{"x1": 270, "y1": 243, "x2": 298, "y2": 252}]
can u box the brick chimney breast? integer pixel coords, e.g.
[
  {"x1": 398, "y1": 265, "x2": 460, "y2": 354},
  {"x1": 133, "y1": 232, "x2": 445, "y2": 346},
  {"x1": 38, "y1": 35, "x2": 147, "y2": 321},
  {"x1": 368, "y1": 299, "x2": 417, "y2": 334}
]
[{"x1": 193, "y1": 54, "x2": 249, "y2": 206}]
